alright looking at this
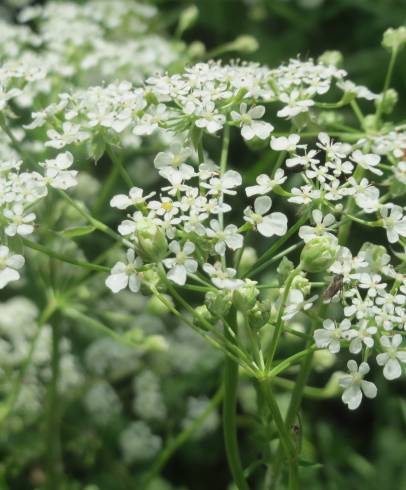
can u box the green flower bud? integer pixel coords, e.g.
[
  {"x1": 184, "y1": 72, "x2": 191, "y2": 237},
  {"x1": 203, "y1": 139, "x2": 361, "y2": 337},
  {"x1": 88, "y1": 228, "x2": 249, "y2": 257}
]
[
  {"x1": 193, "y1": 305, "x2": 214, "y2": 329},
  {"x1": 382, "y1": 26, "x2": 406, "y2": 51},
  {"x1": 375, "y1": 88, "x2": 398, "y2": 114},
  {"x1": 232, "y1": 280, "x2": 259, "y2": 313},
  {"x1": 205, "y1": 290, "x2": 232, "y2": 317},
  {"x1": 291, "y1": 274, "x2": 311, "y2": 296},
  {"x1": 316, "y1": 111, "x2": 345, "y2": 127},
  {"x1": 248, "y1": 302, "x2": 270, "y2": 329},
  {"x1": 135, "y1": 218, "x2": 167, "y2": 262},
  {"x1": 177, "y1": 5, "x2": 199, "y2": 37},
  {"x1": 359, "y1": 242, "x2": 390, "y2": 273},
  {"x1": 362, "y1": 114, "x2": 379, "y2": 132},
  {"x1": 238, "y1": 246, "x2": 257, "y2": 275},
  {"x1": 229, "y1": 35, "x2": 259, "y2": 54},
  {"x1": 187, "y1": 41, "x2": 206, "y2": 59},
  {"x1": 318, "y1": 50, "x2": 343, "y2": 67},
  {"x1": 313, "y1": 349, "x2": 336, "y2": 371},
  {"x1": 300, "y1": 236, "x2": 338, "y2": 273}
]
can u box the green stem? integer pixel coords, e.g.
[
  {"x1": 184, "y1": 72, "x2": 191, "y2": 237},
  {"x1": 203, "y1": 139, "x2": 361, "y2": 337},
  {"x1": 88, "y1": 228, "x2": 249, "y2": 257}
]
[
  {"x1": 376, "y1": 47, "x2": 398, "y2": 125},
  {"x1": 245, "y1": 213, "x2": 309, "y2": 278},
  {"x1": 57, "y1": 190, "x2": 123, "y2": 242},
  {"x1": 141, "y1": 386, "x2": 223, "y2": 489},
  {"x1": 22, "y1": 238, "x2": 109, "y2": 272},
  {"x1": 223, "y1": 309, "x2": 250, "y2": 490},
  {"x1": 106, "y1": 145, "x2": 134, "y2": 188},
  {"x1": 46, "y1": 316, "x2": 63, "y2": 490},
  {"x1": 259, "y1": 381, "x2": 298, "y2": 490},
  {"x1": 93, "y1": 159, "x2": 120, "y2": 214},
  {"x1": 266, "y1": 268, "x2": 302, "y2": 369},
  {"x1": 272, "y1": 307, "x2": 324, "y2": 486}
]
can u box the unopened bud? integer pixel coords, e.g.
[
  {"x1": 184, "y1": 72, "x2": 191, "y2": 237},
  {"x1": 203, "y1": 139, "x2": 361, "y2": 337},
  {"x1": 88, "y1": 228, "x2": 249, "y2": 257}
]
[
  {"x1": 375, "y1": 88, "x2": 398, "y2": 114},
  {"x1": 135, "y1": 218, "x2": 167, "y2": 262},
  {"x1": 382, "y1": 26, "x2": 406, "y2": 51},
  {"x1": 300, "y1": 236, "x2": 338, "y2": 273},
  {"x1": 318, "y1": 50, "x2": 343, "y2": 67},
  {"x1": 232, "y1": 280, "x2": 259, "y2": 313},
  {"x1": 205, "y1": 290, "x2": 232, "y2": 317}
]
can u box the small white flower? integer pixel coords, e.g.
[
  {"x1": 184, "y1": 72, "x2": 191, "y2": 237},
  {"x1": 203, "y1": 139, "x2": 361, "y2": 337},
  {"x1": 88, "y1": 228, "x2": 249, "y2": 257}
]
[
  {"x1": 230, "y1": 103, "x2": 273, "y2": 141},
  {"x1": 201, "y1": 170, "x2": 242, "y2": 197},
  {"x1": 339, "y1": 361, "x2": 377, "y2": 410},
  {"x1": 286, "y1": 150, "x2": 319, "y2": 168},
  {"x1": 288, "y1": 185, "x2": 321, "y2": 205},
  {"x1": 277, "y1": 90, "x2": 314, "y2": 118},
  {"x1": 4, "y1": 204, "x2": 35, "y2": 236},
  {"x1": 206, "y1": 220, "x2": 243, "y2": 256},
  {"x1": 350, "y1": 150, "x2": 382, "y2": 176},
  {"x1": 244, "y1": 196, "x2": 287, "y2": 237},
  {"x1": 163, "y1": 241, "x2": 198, "y2": 285},
  {"x1": 40, "y1": 151, "x2": 77, "y2": 190},
  {"x1": 314, "y1": 318, "x2": 354, "y2": 354},
  {"x1": 203, "y1": 262, "x2": 243, "y2": 290},
  {"x1": 376, "y1": 334, "x2": 406, "y2": 380},
  {"x1": 0, "y1": 245, "x2": 24, "y2": 289},
  {"x1": 105, "y1": 249, "x2": 143, "y2": 293},
  {"x1": 110, "y1": 187, "x2": 155, "y2": 210},
  {"x1": 245, "y1": 169, "x2": 286, "y2": 197},
  {"x1": 45, "y1": 122, "x2": 88, "y2": 149},
  {"x1": 270, "y1": 134, "x2": 301, "y2": 152},
  {"x1": 357, "y1": 273, "x2": 386, "y2": 298},
  {"x1": 299, "y1": 209, "x2": 336, "y2": 243},
  {"x1": 380, "y1": 204, "x2": 406, "y2": 244},
  {"x1": 348, "y1": 320, "x2": 377, "y2": 354},
  {"x1": 195, "y1": 101, "x2": 225, "y2": 134},
  {"x1": 154, "y1": 144, "x2": 195, "y2": 180}
]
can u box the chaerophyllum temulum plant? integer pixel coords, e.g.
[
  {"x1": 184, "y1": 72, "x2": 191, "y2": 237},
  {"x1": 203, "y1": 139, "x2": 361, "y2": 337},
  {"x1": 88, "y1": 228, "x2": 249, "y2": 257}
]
[{"x1": 1, "y1": 17, "x2": 406, "y2": 489}]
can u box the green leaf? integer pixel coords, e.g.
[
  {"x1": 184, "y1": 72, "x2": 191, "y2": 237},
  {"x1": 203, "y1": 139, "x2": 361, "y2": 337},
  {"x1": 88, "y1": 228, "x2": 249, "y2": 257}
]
[{"x1": 60, "y1": 225, "x2": 96, "y2": 238}]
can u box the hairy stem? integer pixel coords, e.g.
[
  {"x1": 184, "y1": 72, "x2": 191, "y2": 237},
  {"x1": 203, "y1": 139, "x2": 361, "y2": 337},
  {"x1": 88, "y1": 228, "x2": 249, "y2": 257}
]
[
  {"x1": 46, "y1": 317, "x2": 63, "y2": 490},
  {"x1": 223, "y1": 309, "x2": 250, "y2": 490}
]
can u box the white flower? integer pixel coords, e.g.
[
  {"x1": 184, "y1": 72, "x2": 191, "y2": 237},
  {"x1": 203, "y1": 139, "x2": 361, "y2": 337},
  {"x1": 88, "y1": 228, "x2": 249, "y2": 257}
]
[
  {"x1": 244, "y1": 196, "x2": 287, "y2": 237},
  {"x1": 357, "y1": 273, "x2": 386, "y2": 298},
  {"x1": 317, "y1": 132, "x2": 351, "y2": 160},
  {"x1": 4, "y1": 204, "x2": 35, "y2": 236},
  {"x1": 376, "y1": 334, "x2": 406, "y2": 380},
  {"x1": 0, "y1": 245, "x2": 24, "y2": 289},
  {"x1": 245, "y1": 169, "x2": 286, "y2": 197},
  {"x1": 203, "y1": 262, "x2": 243, "y2": 290},
  {"x1": 350, "y1": 150, "x2": 382, "y2": 176},
  {"x1": 379, "y1": 204, "x2": 406, "y2": 244},
  {"x1": 270, "y1": 134, "x2": 301, "y2": 152},
  {"x1": 230, "y1": 103, "x2": 273, "y2": 140},
  {"x1": 286, "y1": 150, "x2": 319, "y2": 168},
  {"x1": 282, "y1": 290, "x2": 317, "y2": 321},
  {"x1": 354, "y1": 184, "x2": 380, "y2": 213},
  {"x1": 45, "y1": 122, "x2": 88, "y2": 149},
  {"x1": 105, "y1": 249, "x2": 143, "y2": 294},
  {"x1": 206, "y1": 220, "x2": 243, "y2": 255},
  {"x1": 339, "y1": 361, "x2": 377, "y2": 410},
  {"x1": 195, "y1": 101, "x2": 225, "y2": 134},
  {"x1": 201, "y1": 170, "x2": 242, "y2": 197},
  {"x1": 348, "y1": 320, "x2": 377, "y2": 354},
  {"x1": 298, "y1": 210, "x2": 336, "y2": 243},
  {"x1": 314, "y1": 318, "x2": 354, "y2": 354},
  {"x1": 277, "y1": 90, "x2": 314, "y2": 118},
  {"x1": 110, "y1": 187, "x2": 155, "y2": 210},
  {"x1": 154, "y1": 144, "x2": 195, "y2": 180},
  {"x1": 288, "y1": 185, "x2": 321, "y2": 205},
  {"x1": 40, "y1": 151, "x2": 77, "y2": 190},
  {"x1": 163, "y1": 241, "x2": 198, "y2": 286}
]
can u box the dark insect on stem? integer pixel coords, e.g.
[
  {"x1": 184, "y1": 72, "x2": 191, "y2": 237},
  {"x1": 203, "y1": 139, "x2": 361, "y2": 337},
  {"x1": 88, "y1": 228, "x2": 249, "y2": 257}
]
[{"x1": 322, "y1": 274, "x2": 344, "y2": 300}]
